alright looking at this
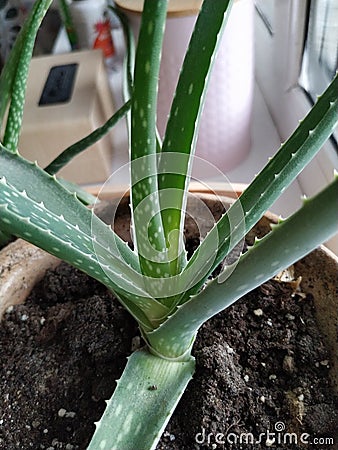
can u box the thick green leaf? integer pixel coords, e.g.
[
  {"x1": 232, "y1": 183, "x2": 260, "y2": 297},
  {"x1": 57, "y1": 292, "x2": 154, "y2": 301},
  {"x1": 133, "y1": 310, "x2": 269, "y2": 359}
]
[
  {"x1": 88, "y1": 348, "x2": 195, "y2": 450},
  {"x1": 179, "y1": 73, "x2": 338, "y2": 302},
  {"x1": 57, "y1": 178, "x2": 98, "y2": 206},
  {"x1": 0, "y1": 147, "x2": 171, "y2": 328},
  {"x1": 158, "y1": 0, "x2": 234, "y2": 274},
  {"x1": 0, "y1": 146, "x2": 136, "y2": 266},
  {"x1": 0, "y1": 29, "x2": 23, "y2": 132},
  {"x1": 130, "y1": 0, "x2": 172, "y2": 286},
  {"x1": 0, "y1": 178, "x2": 170, "y2": 330},
  {"x1": 45, "y1": 100, "x2": 131, "y2": 175},
  {"x1": 147, "y1": 176, "x2": 338, "y2": 358},
  {"x1": 110, "y1": 5, "x2": 135, "y2": 102},
  {"x1": 2, "y1": 0, "x2": 53, "y2": 151},
  {"x1": 0, "y1": 2, "x2": 51, "y2": 130}
]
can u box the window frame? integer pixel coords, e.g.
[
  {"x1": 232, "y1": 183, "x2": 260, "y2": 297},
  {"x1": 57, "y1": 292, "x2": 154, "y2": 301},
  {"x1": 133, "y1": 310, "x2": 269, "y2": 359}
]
[
  {"x1": 255, "y1": 0, "x2": 337, "y2": 188},
  {"x1": 254, "y1": 0, "x2": 338, "y2": 252}
]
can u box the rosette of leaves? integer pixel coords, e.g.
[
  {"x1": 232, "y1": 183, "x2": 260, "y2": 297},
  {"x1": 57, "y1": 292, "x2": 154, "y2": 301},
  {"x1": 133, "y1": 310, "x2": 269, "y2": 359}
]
[{"x1": 0, "y1": 1, "x2": 337, "y2": 449}]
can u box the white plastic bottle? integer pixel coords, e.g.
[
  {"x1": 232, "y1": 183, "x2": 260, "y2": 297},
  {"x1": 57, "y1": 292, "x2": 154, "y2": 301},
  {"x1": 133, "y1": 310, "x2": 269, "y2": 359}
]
[
  {"x1": 0, "y1": 0, "x2": 26, "y2": 65},
  {"x1": 69, "y1": 0, "x2": 116, "y2": 69}
]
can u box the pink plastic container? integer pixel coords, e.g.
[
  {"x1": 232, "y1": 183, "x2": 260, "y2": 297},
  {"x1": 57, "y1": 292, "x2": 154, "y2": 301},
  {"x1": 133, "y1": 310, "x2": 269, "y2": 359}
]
[{"x1": 116, "y1": 0, "x2": 254, "y2": 177}]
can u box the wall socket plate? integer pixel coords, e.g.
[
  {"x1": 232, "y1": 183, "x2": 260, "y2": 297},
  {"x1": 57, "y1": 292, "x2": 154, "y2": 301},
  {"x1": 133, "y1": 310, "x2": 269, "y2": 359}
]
[{"x1": 19, "y1": 49, "x2": 115, "y2": 184}]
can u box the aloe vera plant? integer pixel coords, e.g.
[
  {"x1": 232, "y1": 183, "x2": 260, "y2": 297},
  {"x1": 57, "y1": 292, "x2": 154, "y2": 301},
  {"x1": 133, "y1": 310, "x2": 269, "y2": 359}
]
[{"x1": 0, "y1": 1, "x2": 337, "y2": 449}]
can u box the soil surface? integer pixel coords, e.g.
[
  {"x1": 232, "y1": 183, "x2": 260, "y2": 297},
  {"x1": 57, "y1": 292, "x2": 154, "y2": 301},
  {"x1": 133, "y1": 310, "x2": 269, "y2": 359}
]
[
  {"x1": 0, "y1": 197, "x2": 337, "y2": 449},
  {"x1": 0, "y1": 261, "x2": 337, "y2": 450}
]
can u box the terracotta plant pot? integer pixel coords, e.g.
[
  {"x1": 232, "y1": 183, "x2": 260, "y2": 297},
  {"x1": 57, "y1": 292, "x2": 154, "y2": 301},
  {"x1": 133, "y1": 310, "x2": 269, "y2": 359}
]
[{"x1": 0, "y1": 190, "x2": 337, "y2": 448}]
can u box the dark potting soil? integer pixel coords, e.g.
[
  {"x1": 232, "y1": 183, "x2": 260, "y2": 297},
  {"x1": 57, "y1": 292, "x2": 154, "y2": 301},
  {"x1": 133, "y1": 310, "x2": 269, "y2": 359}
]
[{"x1": 0, "y1": 261, "x2": 337, "y2": 450}]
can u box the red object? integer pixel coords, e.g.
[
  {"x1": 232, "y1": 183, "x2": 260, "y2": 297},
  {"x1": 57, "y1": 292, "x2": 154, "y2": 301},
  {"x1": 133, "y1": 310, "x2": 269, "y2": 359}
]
[{"x1": 93, "y1": 20, "x2": 115, "y2": 58}]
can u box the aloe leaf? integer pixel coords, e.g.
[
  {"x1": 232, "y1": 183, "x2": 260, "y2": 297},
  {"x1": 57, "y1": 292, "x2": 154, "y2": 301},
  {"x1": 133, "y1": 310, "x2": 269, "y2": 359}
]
[
  {"x1": 0, "y1": 147, "x2": 172, "y2": 327},
  {"x1": 110, "y1": 5, "x2": 135, "y2": 101},
  {"x1": 1, "y1": 152, "x2": 194, "y2": 309},
  {"x1": 158, "y1": 0, "x2": 234, "y2": 274},
  {"x1": 88, "y1": 348, "x2": 195, "y2": 450},
  {"x1": 0, "y1": 146, "x2": 137, "y2": 269},
  {"x1": 58, "y1": 0, "x2": 78, "y2": 49},
  {"x1": 147, "y1": 176, "x2": 338, "y2": 358},
  {"x1": 0, "y1": 181, "x2": 171, "y2": 330},
  {"x1": 57, "y1": 178, "x2": 98, "y2": 206},
  {"x1": 0, "y1": 1, "x2": 50, "y2": 130},
  {"x1": 109, "y1": 5, "x2": 136, "y2": 147},
  {"x1": 130, "y1": 0, "x2": 172, "y2": 284},
  {"x1": 0, "y1": 25, "x2": 24, "y2": 131},
  {"x1": 45, "y1": 100, "x2": 131, "y2": 175},
  {"x1": 180, "y1": 73, "x2": 338, "y2": 301},
  {"x1": 0, "y1": 176, "x2": 170, "y2": 329},
  {"x1": 2, "y1": 0, "x2": 53, "y2": 151},
  {"x1": 113, "y1": 3, "x2": 164, "y2": 156}
]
